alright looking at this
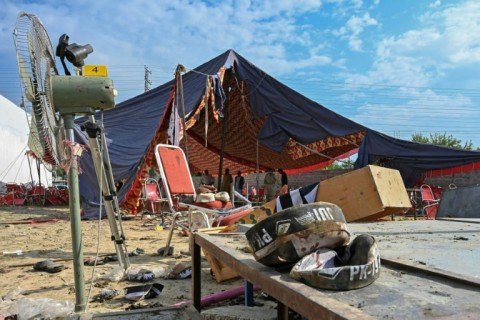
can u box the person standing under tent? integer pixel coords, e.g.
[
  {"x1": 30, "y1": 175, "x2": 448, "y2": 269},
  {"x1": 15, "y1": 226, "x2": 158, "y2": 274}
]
[
  {"x1": 201, "y1": 169, "x2": 215, "y2": 187},
  {"x1": 220, "y1": 168, "x2": 233, "y2": 193},
  {"x1": 234, "y1": 170, "x2": 245, "y2": 194},
  {"x1": 263, "y1": 168, "x2": 277, "y2": 201},
  {"x1": 277, "y1": 168, "x2": 289, "y2": 195}
]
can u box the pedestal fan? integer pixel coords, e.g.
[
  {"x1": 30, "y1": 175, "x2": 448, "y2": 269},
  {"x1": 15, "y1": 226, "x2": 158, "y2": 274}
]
[{"x1": 14, "y1": 12, "x2": 130, "y2": 312}]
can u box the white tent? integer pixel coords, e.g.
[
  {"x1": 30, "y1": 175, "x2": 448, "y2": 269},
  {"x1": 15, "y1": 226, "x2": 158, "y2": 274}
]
[{"x1": 0, "y1": 94, "x2": 51, "y2": 185}]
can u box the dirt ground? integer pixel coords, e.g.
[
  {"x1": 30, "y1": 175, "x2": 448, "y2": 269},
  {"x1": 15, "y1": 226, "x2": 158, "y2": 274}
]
[{"x1": 0, "y1": 205, "x2": 272, "y2": 318}]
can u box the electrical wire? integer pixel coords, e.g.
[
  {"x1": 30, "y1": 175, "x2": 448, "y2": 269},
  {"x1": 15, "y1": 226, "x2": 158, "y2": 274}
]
[{"x1": 85, "y1": 120, "x2": 105, "y2": 311}]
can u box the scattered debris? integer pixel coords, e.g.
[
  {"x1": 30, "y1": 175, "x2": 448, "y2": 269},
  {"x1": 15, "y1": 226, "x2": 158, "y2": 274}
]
[
  {"x1": 124, "y1": 283, "x2": 164, "y2": 301},
  {"x1": 33, "y1": 259, "x2": 65, "y2": 273},
  {"x1": 91, "y1": 288, "x2": 120, "y2": 302}
]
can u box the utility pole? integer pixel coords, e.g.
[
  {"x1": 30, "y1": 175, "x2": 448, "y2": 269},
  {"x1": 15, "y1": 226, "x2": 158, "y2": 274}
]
[{"x1": 144, "y1": 65, "x2": 152, "y2": 92}]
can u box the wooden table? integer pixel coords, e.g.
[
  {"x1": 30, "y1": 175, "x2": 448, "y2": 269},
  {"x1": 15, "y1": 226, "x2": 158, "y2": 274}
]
[
  {"x1": 192, "y1": 221, "x2": 480, "y2": 319},
  {"x1": 191, "y1": 232, "x2": 374, "y2": 320}
]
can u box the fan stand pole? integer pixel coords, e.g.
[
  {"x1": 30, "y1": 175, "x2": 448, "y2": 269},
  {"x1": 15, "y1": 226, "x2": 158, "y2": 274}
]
[{"x1": 63, "y1": 114, "x2": 86, "y2": 312}]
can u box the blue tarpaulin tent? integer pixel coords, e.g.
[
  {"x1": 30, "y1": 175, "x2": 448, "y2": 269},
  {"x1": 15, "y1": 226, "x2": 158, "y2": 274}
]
[
  {"x1": 74, "y1": 49, "x2": 366, "y2": 218},
  {"x1": 354, "y1": 130, "x2": 480, "y2": 187}
]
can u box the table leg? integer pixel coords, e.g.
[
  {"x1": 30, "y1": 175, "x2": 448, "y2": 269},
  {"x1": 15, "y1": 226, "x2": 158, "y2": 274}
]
[
  {"x1": 192, "y1": 234, "x2": 201, "y2": 311},
  {"x1": 277, "y1": 302, "x2": 289, "y2": 320},
  {"x1": 244, "y1": 281, "x2": 254, "y2": 306}
]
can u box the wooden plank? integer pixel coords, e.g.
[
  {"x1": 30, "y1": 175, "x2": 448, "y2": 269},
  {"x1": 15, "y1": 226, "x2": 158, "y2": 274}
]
[{"x1": 197, "y1": 226, "x2": 228, "y2": 233}]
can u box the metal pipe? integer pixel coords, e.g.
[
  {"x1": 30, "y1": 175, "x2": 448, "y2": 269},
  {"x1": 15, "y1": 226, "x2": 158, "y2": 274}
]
[{"x1": 63, "y1": 114, "x2": 86, "y2": 312}]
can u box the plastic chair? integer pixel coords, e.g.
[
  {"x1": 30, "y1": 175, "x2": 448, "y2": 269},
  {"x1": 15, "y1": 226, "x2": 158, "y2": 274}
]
[
  {"x1": 141, "y1": 178, "x2": 168, "y2": 218},
  {"x1": 27, "y1": 184, "x2": 46, "y2": 206},
  {"x1": 420, "y1": 184, "x2": 440, "y2": 219},
  {"x1": 154, "y1": 144, "x2": 251, "y2": 255},
  {"x1": 249, "y1": 186, "x2": 266, "y2": 204}
]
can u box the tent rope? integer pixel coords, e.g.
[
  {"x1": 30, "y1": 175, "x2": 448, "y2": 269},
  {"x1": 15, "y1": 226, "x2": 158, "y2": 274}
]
[
  {"x1": 294, "y1": 141, "x2": 351, "y2": 164},
  {"x1": 0, "y1": 146, "x2": 28, "y2": 181},
  {"x1": 341, "y1": 136, "x2": 359, "y2": 147}
]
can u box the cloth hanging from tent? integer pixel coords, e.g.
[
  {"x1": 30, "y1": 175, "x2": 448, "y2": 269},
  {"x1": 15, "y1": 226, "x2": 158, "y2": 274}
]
[
  {"x1": 167, "y1": 94, "x2": 180, "y2": 146},
  {"x1": 212, "y1": 75, "x2": 226, "y2": 116}
]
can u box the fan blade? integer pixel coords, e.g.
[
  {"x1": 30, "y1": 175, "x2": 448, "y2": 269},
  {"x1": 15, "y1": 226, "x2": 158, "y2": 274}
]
[
  {"x1": 17, "y1": 53, "x2": 35, "y2": 102},
  {"x1": 27, "y1": 115, "x2": 45, "y2": 159}
]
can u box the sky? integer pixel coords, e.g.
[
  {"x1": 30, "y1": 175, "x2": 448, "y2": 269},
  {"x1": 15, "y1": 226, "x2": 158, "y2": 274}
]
[{"x1": 1, "y1": 0, "x2": 480, "y2": 148}]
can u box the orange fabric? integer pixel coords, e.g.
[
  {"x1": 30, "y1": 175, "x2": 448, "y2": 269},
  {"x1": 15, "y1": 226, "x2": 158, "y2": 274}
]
[{"x1": 425, "y1": 161, "x2": 480, "y2": 179}]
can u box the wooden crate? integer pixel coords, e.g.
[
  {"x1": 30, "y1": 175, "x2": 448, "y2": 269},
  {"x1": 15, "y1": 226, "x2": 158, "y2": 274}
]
[
  {"x1": 316, "y1": 165, "x2": 411, "y2": 222},
  {"x1": 197, "y1": 227, "x2": 240, "y2": 283},
  {"x1": 203, "y1": 249, "x2": 240, "y2": 283}
]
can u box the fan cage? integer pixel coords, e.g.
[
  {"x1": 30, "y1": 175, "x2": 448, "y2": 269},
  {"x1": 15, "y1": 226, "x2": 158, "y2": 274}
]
[{"x1": 14, "y1": 12, "x2": 63, "y2": 169}]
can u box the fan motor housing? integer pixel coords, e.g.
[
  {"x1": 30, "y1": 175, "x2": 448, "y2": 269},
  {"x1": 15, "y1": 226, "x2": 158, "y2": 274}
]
[{"x1": 50, "y1": 75, "x2": 116, "y2": 114}]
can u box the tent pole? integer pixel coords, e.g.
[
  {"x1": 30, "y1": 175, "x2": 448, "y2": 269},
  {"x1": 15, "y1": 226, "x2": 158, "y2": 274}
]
[
  {"x1": 217, "y1": 68, "x2": 233, "y2": 190},
  {"x1": 176, "y1": 65, "x2": 188, "y2": 160},
  {"x1": 256, "y1": 139, "x2": 259, "y2": 193},
  {"x1": 26, "y1": 153, "x2": 34, "y2": 184},
  {"x1": 36, "y1": 159, "x2": 42, "y2": 186}
]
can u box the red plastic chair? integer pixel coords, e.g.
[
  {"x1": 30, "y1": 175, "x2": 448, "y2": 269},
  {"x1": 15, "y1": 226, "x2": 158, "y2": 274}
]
[
  {"x1": 258, "y1": 187, "x2": 266, "y2": 200},
  {"x1": 27, "y1": 184, "x2": 46, "y2": 206},
  {"x1": 3, "y1": 183, "x2": 27, "y2": 205},
  {"x1": 249, "y1": 186, "x2": 266, "y2": 204},
  {"x1": 141, "y1": 178, "x2": 167, "y2": 216},
  {"x1": 420, "y1": 184, "x2": 440, "y2": 219}
]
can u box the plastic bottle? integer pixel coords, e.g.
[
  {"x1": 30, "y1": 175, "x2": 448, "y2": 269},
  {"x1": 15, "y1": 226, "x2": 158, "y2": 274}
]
[
  {"x1": 15, "y1": 298, "x2": 73, "y2": 320},
  {"x1": 97, "y1": 265, "x2": 126, "y2": 282},
  {"x1": 2, "y1": 250, "x2": 23, "y2": 256},
  {"x1": 3, "y1": 286, "x2": 23, "y2": 301}
]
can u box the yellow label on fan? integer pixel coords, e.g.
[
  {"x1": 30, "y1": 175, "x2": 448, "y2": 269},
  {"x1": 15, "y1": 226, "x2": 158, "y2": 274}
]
[{"x1": 83, "y1": 65, "x2": 108, "y2": 77}]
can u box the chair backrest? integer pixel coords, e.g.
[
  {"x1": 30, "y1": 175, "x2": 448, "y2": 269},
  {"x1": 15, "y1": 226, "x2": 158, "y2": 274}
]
[
  {"x1": 420, "y1": 184, "x2": 439, "y2": 219},
  {"x1": 420, "y1": 184, "x2": 436, "y2": 202},
  {"x1": 144, "y1": 180, "x2": 161, "y2": 201},
  {"x1": 258, "y1": 187, "x2": 265, "y2": 196},
  {"x1": 154, "y1": 144, "x2": 196, "y2": 210}
]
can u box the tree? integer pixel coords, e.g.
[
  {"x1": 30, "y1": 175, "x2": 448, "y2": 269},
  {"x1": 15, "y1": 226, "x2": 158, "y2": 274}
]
[
  {"x1": 411, "y1": 132, "x2": 476, "y2": 150},
  {"x1": 325, "y1": 158, "x2": 355, "y2": 170}
]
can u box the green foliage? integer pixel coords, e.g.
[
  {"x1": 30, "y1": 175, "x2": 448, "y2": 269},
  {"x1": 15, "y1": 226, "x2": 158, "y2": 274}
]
[
  {"x1": 325, "y1": 158, "x2": 355, "y2": 170},
  {"x1": 411, "y1": 132, "x2": 476, "y2": 150},
  {"x1": 53, "y1": 168, "x2": 66, "y2": 180}
]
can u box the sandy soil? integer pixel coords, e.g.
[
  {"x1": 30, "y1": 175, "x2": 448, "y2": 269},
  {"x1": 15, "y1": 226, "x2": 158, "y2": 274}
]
[{"x1": 0, "y1": 205, "x2": 267, "y2": 317}]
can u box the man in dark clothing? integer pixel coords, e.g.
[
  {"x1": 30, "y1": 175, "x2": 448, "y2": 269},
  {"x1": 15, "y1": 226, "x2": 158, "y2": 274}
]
[
  {"x1": 234, "y1": 170, "x2": 245, "y2": 194},
  {"x1": 278, "y1": 169, "x2": 288, "y2": 188}
]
